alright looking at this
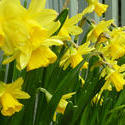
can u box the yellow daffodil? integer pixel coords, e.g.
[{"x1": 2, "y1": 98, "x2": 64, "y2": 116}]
[
  {"x1": 101, "y1": 61, "x2": 125, "y2": 92},
  {"x1": 103, "y1": 40, "x2": 125, "y2": 59},
  {"x1": 108, "y1": 71, "x2": 125, "y2": 92},
  {"x1": 60, "y1": 42, "x2": 94, "y2": 70},
  {"x1": 83, "y1": 0, "x2": 108, "y2": 16},
  {"x1": 92, "y1": 77, "x2": 112, "y2": 105},
  {"x1": 38, "y1": 88, "x2": 75, "y2": 121},
  {"x1": 0, "y1": 77, "x2": 30, "y2": 116},
  {"x1": 53, "y1": 92, "x2": 76, "y2": 121},
  {"x1": 1, "y1": 0, "x2": 63, "y2": 71},
  {"x1": 94, "y1": 60, "x2": 125, "y2": 103},
  {"x1": 101, "y1": 28, "x2": 125, "y2": 59},
  {"x1": 110, "y1": 27, "x2": 125, "y2": 39},
  {"x1": 87, "y1": 20, "x2": 113, "y2": 43},
  {"x1": 58, "y1": 13, "x2": 83, "y2": 41},
  {"x1": 102, "y1": 27, "x2": 125, "y2": 59}
]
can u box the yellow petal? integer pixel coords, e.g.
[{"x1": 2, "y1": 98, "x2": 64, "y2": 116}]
[
  {"x1": 65, "y1": 13, "x2": 83, "y2": 26},
  {"x1": 0, "y1": 82, "x2": 5, "y2": 97},
  {"x1": 81, "y1": 62, "x2": 89, "y2": 69},
  {"x1": 58, "y1": 27, "x2": 71, "y2": 41},
  {"x1": 66, "y1": 25, "x2": 83, "y2": 35},
  {"x1": 28, "y1": 23, "x2": 48, "y2": 50},
  {"x1": 109, "y1": 72, "x2": 125, "y2": 92},
  {"x1": 79, "y1": 75, "x2": 85, "y2": 87},
  {"x1": 3, "y1": 19, "x2": 29, "y2": 47},
  {"x1": 41, "y1": 39, "x2": 63, "y2": 47},
  {"x1": 60, "y1": 47, "x2": 78, "y2": 70},
  {"x1": 3, "y1": 77, "x2": 30, "y2": 99},
  {"x1": 44, "y1": 21, "x2": 60, "y2": 36},
  {"x1": 119, "y1": 64, "x2": 125, "y2": 72},
  {"x1": 16, "y1": 52, "x2": 31, "y2": 70},
  {"x1": 27, "y1": 47, "x2": 57, "y2": 71},
  {"x1": 2, "y1": 52, "x2": 18, "y2": 65},
  {"x1": 82, "y1": 5, "x2": 95, "y2": 15},
  {"x1": 78, "y1": 42, "x2": 94, "y2": 55},
  {"x1": 87, "y1": 20, "x2": 114, "y2": 42},
  {"x1": 34, "y1": 9, "x2": 58, "y2": 28},
  {"x1": 0, "y1": 26, "x2": 5, "y2": 47},
  {"x1": 11, "y1": 90, "x2": 30, "y2": 99},
  {"x1": 62, "y1": 92, "x2": 76, "y2": 99},
  {"x1": 56, "y1": 99, "x2": 68, "y2": 114},
  {"x1": 2, "y1": 0, "x2": 20, "y2": 4},
  {"x1": 93, "y1": 20, "x2": 114, "y2": 38},
  {"x1": 70, "y1": 54, "x2": 83, "y2": 68},
  {"x1": 60, "y1": 56, "x2": 70, "y2": 68},
  {"x1": 63, "y1": 60, "x2": 71, "y2": 70},
  {"x1": 53, "y1": 112, "x2": 57, "y2": 122},
  {"x1": 1, "y1": 0, "x2": 25, "y2": 19},
  {"x1": 6, "y1": 77, "x2": 24, "y2": 90},
  {"x1": 28, "y1": 0, "x2": 46, "y2": 12},
  {"x1": 1, "y1": 38, "x2": 14, "y2": 55}
]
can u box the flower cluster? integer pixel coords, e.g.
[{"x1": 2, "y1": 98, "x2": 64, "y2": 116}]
[{"x1": 0, "y1": 0, "x2": 125, "y2": 121}]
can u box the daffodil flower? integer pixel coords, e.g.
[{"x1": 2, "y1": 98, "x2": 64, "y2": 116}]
[
  {"x1": 100, "y1": 27, "x2": 125, "y2": 60},
  {"x1": 60, "y1": 42, "x2": 94, "y2": 70},
  {"x1": 87, "y1": 20, "x2": 114, "y2": 43},
  {"x1": 38, "y1": 88, "x2": 75, "y2": 121},
  {"x1": 101, "y1": 61, "x2": 125, "y2": 92},
  {"x1": 103, "y1": 39, "x2": 125, "y2": 59},
  {"x1": 83, "y1": 0, "x2": 108, "y2": 16},
  {"x1": 53, "y1": 92, "x2": 76, "y2": 121},
  {"x1": 57, "y1": 13, "x2": 83, "y2": 41},
  {"x1": 0, "y1": 0, "x2": 63, "y2": 71},
  {"x1": 103, "y1": 28, "x2": 125, "y2": 59},
  {"x1": 0, "y1": 77, "x2": 30, "y2": 116}
]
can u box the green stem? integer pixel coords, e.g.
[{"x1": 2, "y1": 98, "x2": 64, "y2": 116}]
[{"x1": 24, "y1": 0, "x2": 27, "y2": 8}]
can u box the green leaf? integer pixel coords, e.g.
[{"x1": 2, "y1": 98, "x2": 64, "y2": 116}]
[
  {"x1": 36, "y1": 60, "x2": 85, "y2": 125},
  {"x1": 60, "y1": 101, "x2": 76, "y2": 125},
  {"x1": 69, "y1": 56, "x2": 105, "y2": 125},
  {"x1": 53, "y1": 8, "x2": 69, "y2": 35}
]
